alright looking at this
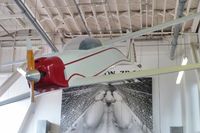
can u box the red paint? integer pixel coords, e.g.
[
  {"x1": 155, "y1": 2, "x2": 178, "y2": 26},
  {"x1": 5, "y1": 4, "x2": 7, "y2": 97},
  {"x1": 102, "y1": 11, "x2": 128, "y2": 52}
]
[
  {"x1": 68, "y1": 73, "x2": 86, "y2": 81},
  {"x1": 35, "y1": 56, "x2": 68, "y2": 92},
  {"x1": 65, "y1": 47, "x2": 125, "y2": 66}
]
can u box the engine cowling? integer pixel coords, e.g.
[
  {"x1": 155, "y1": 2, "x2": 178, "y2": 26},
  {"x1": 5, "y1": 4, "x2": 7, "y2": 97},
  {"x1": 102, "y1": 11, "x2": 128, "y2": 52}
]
[{"x1": 34, "y1": 56, "x2": 68, "y2": 92}]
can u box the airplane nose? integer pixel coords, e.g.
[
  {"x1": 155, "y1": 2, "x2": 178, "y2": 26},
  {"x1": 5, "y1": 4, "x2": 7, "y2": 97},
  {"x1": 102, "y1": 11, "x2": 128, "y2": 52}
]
[{"x1": 34, "y1": 56, "x2": 68, "y2": 92}]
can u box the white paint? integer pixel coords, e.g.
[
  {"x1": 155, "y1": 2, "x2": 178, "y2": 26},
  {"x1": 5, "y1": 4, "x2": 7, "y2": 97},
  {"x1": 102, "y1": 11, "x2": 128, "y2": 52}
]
[{"x1": 60, "y1": 45, "x2": 131, "y2": 86}]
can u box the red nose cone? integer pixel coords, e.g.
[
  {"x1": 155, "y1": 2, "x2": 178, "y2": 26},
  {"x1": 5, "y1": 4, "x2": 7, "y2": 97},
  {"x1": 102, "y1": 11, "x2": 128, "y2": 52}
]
[{"x1": 35, "y1": 56, "x2": 68, "y2": 92}]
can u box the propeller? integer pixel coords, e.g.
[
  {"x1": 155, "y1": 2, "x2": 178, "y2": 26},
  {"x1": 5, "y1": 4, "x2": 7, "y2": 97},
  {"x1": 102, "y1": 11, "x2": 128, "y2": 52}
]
[{"x1": 17, "y1": 38, "x2": 41, "y2": 102}]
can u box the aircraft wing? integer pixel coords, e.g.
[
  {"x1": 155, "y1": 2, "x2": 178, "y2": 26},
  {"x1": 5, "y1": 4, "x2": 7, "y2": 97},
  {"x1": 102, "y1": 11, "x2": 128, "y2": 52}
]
[
  {"x1": 68, "y1": 62, "x2": 200, "y2": 87},
  {"x1": 1, "y1": 62, "x2": 200, "y2": 106}
]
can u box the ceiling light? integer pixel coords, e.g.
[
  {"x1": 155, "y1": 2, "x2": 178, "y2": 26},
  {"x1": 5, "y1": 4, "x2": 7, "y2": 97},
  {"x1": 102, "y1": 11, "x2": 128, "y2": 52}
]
[{"x1": 176, "y1": 57, "x2": 188, "y2": 84}]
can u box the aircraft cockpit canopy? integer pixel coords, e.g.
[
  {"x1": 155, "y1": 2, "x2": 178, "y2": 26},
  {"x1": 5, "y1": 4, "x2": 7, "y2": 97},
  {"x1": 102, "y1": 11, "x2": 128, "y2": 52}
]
[
  {"x1": 79, "y1": 37, "x2": 102, "y2": 50},
  {"x1": 63, "y1": 36, "x2": 102, "y2": 51}
]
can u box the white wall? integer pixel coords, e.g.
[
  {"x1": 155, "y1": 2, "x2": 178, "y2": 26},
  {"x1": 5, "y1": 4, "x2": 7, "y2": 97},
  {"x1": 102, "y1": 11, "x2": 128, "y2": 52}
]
[
  {"x1": 135, "y1": 34, "x2": 200, "y2": 133},
  {"x1": 23, "y1": 90, "x2": 62, "y2": 133},
  {"x1": 136, "y1": 40, "x2": 183, "y2": 133},
  {"x1": 0, "y1": 35, "x2": 200, "y2": 133},
  {"x1": 0, "y1": 73, "x2": 31, "y2": 133}
]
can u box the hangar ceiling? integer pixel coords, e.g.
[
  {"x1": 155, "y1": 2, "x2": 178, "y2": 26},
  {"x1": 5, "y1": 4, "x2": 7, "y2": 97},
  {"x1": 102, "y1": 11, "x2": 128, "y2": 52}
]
[{"x1": 0, "y1": 0, "x2": 199, "y2": 47}]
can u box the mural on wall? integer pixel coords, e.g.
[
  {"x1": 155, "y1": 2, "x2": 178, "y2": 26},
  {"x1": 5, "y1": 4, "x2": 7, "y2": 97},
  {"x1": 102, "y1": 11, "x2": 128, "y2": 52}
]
[{"x1": 60, "y1": 78, "x2": 152, "y2": 133}]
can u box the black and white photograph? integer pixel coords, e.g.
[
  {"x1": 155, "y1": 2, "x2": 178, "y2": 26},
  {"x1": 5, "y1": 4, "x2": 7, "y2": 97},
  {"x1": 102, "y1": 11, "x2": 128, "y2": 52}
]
[{"x1": 60, "y1": 78, "x2": 152, "y2": 133}]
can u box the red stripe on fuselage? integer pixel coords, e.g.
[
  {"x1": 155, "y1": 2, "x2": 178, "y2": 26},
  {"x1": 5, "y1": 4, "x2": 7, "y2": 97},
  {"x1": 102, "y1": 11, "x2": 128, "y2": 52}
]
[
  {"x1": 94, "y1": 59, "x2": 129, "y2": 76},
  {"x1": 68, "y1": 73, "x2": 86, "y2": 82},
  {"x1": 68, "y1": 59, "x2": 130, "y2": 82}
]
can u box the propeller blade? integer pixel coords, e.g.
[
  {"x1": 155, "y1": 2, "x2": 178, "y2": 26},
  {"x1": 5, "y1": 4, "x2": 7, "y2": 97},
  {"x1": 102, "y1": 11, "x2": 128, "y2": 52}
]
[
  {"x1": 27, "y1": 43, "x2": 35, "y2": 71},
  {"x1": 16, "y1": 67, "x2": 26, "y2": 77},
  {"x1": 26, "y1": 38, "x2": 35, "y2": 102},
  {"x1": 30, "y1": 81, "x2": 35, "y2": 102}
]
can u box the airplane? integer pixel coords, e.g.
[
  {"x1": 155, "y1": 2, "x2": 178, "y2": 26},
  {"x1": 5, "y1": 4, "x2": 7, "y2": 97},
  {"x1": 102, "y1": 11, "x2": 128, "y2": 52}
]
[{"x1": 1, "y1": 12, "x2": 200, "y2": 105}]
